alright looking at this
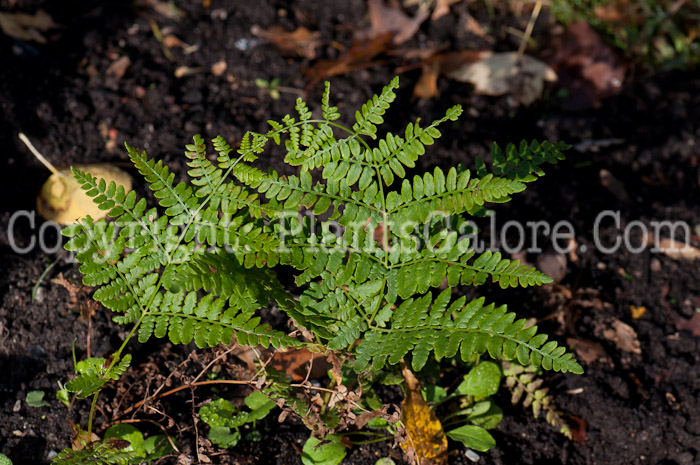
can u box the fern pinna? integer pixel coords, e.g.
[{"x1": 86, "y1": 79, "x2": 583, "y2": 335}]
[{"x1": 60, "y1": 76, "x2": 580, "y2": 460}]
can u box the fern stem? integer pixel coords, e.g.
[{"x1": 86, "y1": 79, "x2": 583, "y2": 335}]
[
  {"x1": 284, "y1": 243, "x2": 383, "y2": 265},
  {"x1": 366, "y1": 279, "x2": 387, "y2": 324},
  {"x1": 263, "y1": 176, "x2": 382, "y2": 214},
  {"x1": 87, "y1": 392, "x2": 99, "y2": 442},
  {"x1": 339, "y1": 287, "x2": 371, "y2": 324}
]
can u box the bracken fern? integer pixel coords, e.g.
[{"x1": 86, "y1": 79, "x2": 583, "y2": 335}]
[{"x1": 58, "y1": 76, "x2": 581, "y2": 464}]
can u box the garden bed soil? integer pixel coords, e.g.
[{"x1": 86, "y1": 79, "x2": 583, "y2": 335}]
[{"x1": 1, "y1": 1, "x2": 699, "y2": 464}]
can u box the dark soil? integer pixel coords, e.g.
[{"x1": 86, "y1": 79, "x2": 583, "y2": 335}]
[{"x1": 1, "y1": 1, "x2": 699, "y2": 464}]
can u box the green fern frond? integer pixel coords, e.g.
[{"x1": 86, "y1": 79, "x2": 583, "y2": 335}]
[
  {"x1": 66, "y1": 355, "x2": 132, "y2": 399},
  {"x1": 54, "y1": 442, "x2": 140, "y2": 465},
  {"x1": 352, "y1": 76, "x2": 399, "y2": 138},
  {"x1": 321, "y1": 81, "x2": 341, "y2": 121},
  {"x1": 481, "y1": 139, "x2": 569, "y2": 182},
  {"x1": 355, "y1": 290, "x2": 582, "y2": 374}
]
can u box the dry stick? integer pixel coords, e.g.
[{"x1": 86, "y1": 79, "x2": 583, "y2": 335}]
[
  {"x1": 115, "y1": 379, "x2": 254, "y2": 419},
  {"x1": 86, "y1": 310, "x2": 92, "y2": 358},
  {"x1": 18, "y1": 132, "x2": 68, "y2": 179},
  {"x1": 122, "y1": 350, "x2": 199, "y2": 419},
  {"x1": 191, "y1": 387, "x2": 203, "y2": 464},
  {"x1": 517, "y1": 0, "x2": 543, "y2": 57},
  {"x1": 189, "y1": 345, "x2": 238, "y2": 385},
  {"x1": 115, "y1": 346, "x2": 273, "y2": 420}
]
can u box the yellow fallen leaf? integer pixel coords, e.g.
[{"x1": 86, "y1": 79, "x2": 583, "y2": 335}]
[
  {"x1": 20, "y1": 132, "x2": 132, "y2": 225},
  {"x1": 37, "y1": 164, "x2": 132, "y2": 225},
  {"x1": 630, "y1": 305, "x2": 646, "y2": 319},
  {"x1": 401, "y1": 365, "x2": 448, "y2": 465}
]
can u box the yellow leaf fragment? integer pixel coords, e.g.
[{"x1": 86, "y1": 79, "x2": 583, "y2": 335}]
[
  {"x1": 400, "y1": 365, "x2": 448, "y2": 465},
  {"x1": 630, "y1": 305, "x2": 646, "y2": 319},
  {"x1": 37, "y1": 164, "x2": 132, "y2": 225}
]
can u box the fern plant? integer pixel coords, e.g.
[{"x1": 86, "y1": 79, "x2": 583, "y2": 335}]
[{"x1": 59, "y1": 76, "x2": 581, "y2": 463}]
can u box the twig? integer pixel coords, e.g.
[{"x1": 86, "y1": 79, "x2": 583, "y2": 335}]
[
  {"x1": 114, "y1": 379, "x2": 255, "y2": 420},
  {"x1": 190, "y1": 345, "x2": 238, "y2": 385},
  {"x1": 517, "y1": 1, "x2": 543, "y2": 56},
  {"x1": 149, "y1": 20, "x2": 174, "y2": 61}
]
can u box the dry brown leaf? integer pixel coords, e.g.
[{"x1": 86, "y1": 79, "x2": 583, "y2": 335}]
[
  {"x1": 594, "y1": 0, "x2": 644, "y2": 27},
  {"x1": 106, "y1": 56, "x2": 131, "y2": 79},
  {"x1": 174, "y1": 66, "x2": 202, "y2": 78},
  {"x1": 462, "y1": 12, "x2": 488, "y2": 39},
  {"x1": 231, "y1": 345, "x2": 329, "y2": 382},
  {"x1": 412, "y1": 50, "x2": 487, "y2": 99},
  {"x1": 268, "y1": 347, "x2": 329, "y2": 382},
  {"x1": 210, "y1": 59, "x2": 227, "y2": 76},
  {"x1": 252, "y1": 25, "x2": 321, "y2": 59},
  {"x1": 305, "y1": 33, "x2": 393, "y2": 86},
  {"x1": 431, "y1": 0, "x2": 460, "y2": 21},
  {"x1": 599, "y1": 169, "x2": 631, "y2": 203},
  {"x1": 545, "y1": 21, "x2": 626, "y2": 109},
  {"x1": 650, "y1": 235, "x2": 700, "y2": 261},
  {"x1": 326, "y1": 351, "x2": 343, "y2": 385},
  {"x1": 51, "y1": 273, "x2": 81, "y2": 307},
  {"x1": 674, "y1": 312, "x2": 700, "y2": 338},
  {"x1": 0, "y1": 9, "x2": 58, "y2": 43},
  {"x1": 566, "y1": 337, "x2": 608, "y2": 365},
  {"x1": 150, "y1": 1, "x2": 183, "y2": 20},
  {"x1": 37, "y1": 164, "x2": 132, "y2": 225},
  {"x1": 601, "y1": 319, "x2": 641, "y2": 355},
  {"x1": 71, "y1": 426, "x2": 100, "y2": 450},
  {"x1": 414, "y1": 63, "x2": 441, "y2": 99},
  {"x1": 568, "y1": 415, "x2": 588, "y2": 444},
  {"x1": 401, "y1": 365, "x2": 448, "y2": 465},
  {"x1": 163, "y1": 34, "x2": 185, "y2": 48},
  {"x1": 446, "y1": 52, "x2": 557, "y2": 105},
  {"x1": 365, "y1": 0, "x2": 429, "y2": 45}
]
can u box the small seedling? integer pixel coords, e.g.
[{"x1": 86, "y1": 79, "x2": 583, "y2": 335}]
[
  {"x1": 26, "y1": 390, "x2": 49, "y2": 408},
  {"x1": 199, "y1": 390, "x2": 276, "y2": 448},
  {"x1": 255, "y1": 78, "x2": 281, "y2": 100},
  {"x1": 103, "y1": 424, "x2": 174, "y2": 462},
  {"x1": 302, "y1": 435, "x2": 346, "y2": 465},
  {"x1": 56, "y1": 381, "x2": 71, "y2": 408}
]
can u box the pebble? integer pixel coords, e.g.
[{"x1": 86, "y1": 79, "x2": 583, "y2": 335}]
[
  {"x1": 12, "y1": 399, "x2": 21, "y2": 413},
  {"x1": 234, "y1": 37, "x2": 261, "y2": 51},
  {"x1": 650, "y1": 258, "x2": 662, "y2": 272},
  {"x1": 29, "y1": 343, "x2": 47, "y2": 360},
  {"x1": 33, "y1": 286, "x2": 44, "y2": 303},
  {"x1": 47, "y1": 451, "x2": 58, "y2": 461},
  {"x1": 465, "y1": 449, "x2": 481, "y2": 462}
]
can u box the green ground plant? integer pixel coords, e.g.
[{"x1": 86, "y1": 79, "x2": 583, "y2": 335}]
[
  {"x1": 552, "y1": 0, "x2": 700, "y2": 70},
  {"x1": 57, "y1": 76, "x2": 581, "y2": 464}
]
